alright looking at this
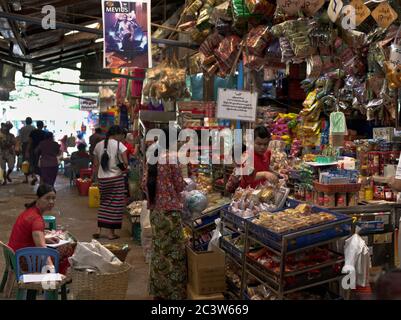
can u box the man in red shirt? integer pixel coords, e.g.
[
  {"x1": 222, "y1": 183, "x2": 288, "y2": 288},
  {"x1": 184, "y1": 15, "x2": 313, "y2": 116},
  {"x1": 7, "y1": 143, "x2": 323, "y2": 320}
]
[{"x1": 226, "y1": 126, "x2": 278, "y2": 193}]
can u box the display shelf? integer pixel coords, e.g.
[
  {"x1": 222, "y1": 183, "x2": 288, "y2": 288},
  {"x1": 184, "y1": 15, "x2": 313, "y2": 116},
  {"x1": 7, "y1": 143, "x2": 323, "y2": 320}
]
[
  {"x1": 184, "y1": 204, "x2": 227, "y2": 251},
  {"x1": 221, "y1": 199, "x2": 349, "y2": 299}
]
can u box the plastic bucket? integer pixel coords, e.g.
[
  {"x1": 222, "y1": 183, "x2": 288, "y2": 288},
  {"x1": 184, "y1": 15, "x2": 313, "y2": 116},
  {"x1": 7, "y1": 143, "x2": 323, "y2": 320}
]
[{"x1": 77, "y1": 179, "x2": 92, "y2": 196}]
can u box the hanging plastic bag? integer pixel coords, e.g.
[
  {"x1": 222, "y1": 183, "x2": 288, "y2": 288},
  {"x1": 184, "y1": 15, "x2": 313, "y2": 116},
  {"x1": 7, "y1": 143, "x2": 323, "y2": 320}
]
[
  {"x1": 330, "y1": 111, "x2": 347, "y2": 135},
  {"x1": 208, "y1": 218, "x2": 222, "y2": 251},
  {"x1": 342, "y1": 234, "x2": 371, "y2": 288}
]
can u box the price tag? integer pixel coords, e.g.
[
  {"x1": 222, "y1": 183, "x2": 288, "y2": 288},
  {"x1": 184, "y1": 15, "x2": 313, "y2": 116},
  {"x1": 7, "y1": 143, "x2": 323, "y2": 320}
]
[
  {"x1": 302, "y1": 0, "x2": 325, "y2": 16},
  {"x1": 373, "y1": 232, "x2": 393, "y2": 244},
  {"x1": 371, "y1": 2, "x2": 398, "y2": 29},
  {"x1": 350, "y1": 0, "x2": 371, "y2": 26},
  {"x1": 327, "y1": 0, "x2": 344, "y2": 22},
  {"x1": 277, "y1": 0, "x2": 303, "y2": 16}
]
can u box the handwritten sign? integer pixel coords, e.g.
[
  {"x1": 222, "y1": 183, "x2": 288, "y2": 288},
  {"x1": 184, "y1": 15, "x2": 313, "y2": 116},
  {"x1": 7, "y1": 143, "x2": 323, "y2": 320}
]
[
  {"x1": 302, "y1": 0, "x2": 325, "y2": 16},
  {"x1": 277, "y1": 0, "x2": 303, "y2": 16},
  {"x1": 371, "y1": 2, "x2": 398, "y2": 29},
  {"x1": 350, "y1": 0, "x2": 371, "y2": 26},
  {"x1": 327, "y1": 0, "x2": 344, "y2": 23},
  {"x1": 217, "y1": 89, "x2": 258, "y2": 122}
]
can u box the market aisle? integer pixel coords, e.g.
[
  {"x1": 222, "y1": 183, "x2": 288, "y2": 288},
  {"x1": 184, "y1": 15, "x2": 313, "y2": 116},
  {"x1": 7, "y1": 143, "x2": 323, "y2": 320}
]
[{"x1": 0, "y1": 172, "x2": 150, "y2": 300}]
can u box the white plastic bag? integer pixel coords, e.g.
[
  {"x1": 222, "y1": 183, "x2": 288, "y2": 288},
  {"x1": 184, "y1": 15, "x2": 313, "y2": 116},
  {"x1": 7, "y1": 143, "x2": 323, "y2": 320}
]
[
  {"x1": 68, "y1": 240, "x2": 123, "y2": 274},
  {"x1": 342, "y1": 234, "x2": 371, "y2": 288},
  {"x1": 140, "y1": 200, "x2": 151, "y2": 230},
  {"x1": 208, "y1": 218, "x2": 222, "y2": 251}
]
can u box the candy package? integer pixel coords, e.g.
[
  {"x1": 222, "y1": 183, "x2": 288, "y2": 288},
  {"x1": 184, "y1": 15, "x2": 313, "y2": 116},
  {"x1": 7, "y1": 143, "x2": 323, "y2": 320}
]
[
  {"x1": 246, "y1": 0, "x2": 276, "y2": 16},
  {"x1": 245, "y1": 25, "x2": 272, "y2": 56}
]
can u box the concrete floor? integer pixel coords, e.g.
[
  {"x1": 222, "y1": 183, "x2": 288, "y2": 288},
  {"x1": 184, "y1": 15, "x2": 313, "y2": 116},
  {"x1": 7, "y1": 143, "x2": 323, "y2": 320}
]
[{"x1": 0, "y1": 172, "x2": 150, "y2": 300}]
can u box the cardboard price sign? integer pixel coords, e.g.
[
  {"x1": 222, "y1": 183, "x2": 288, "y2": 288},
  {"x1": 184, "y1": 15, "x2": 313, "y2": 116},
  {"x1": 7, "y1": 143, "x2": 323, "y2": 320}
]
[
  {"x1": 371, "y1": 2, "x2": 398, "y2": 29},
  {"x1": 277, "y1": 0, "x2": 303, "y2": 16},
  {"x1": 327, "y1": 0, "x2": 344, "y2": 22},
  {"x1": 350, "y1": 0, "x2": 371, "y2": 26},
  {"x1": 302, "y1": 0, "x2": 325, "y2": 16}
]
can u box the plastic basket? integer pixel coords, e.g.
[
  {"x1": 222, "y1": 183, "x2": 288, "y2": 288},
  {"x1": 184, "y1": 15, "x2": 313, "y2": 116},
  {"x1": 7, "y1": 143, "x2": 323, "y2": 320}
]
[
  {"x1": 247, "y1": 199, "x2": 352, "y2": 251},
  {"x1": 222, "y1": 206, "x2": 253, "y2": 230},
  {"x1": 70, "y1": 262, "x2": 131, "y2": 300},
  {"x1": 313, "y1": 182, "x2": 361, "y2": 193}
]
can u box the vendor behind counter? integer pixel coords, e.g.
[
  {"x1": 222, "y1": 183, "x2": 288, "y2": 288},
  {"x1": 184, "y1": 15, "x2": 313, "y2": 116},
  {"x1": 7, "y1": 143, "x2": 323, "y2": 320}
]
[{"x1": 226, "y1": 126, "x2": 278, "y2": 193}]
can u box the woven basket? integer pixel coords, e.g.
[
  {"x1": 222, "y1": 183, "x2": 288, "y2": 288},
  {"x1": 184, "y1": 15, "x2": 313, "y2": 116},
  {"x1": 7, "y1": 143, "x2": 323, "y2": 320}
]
[{"x1": 70, "y1": 263, "x2": 131, "y2": 300}]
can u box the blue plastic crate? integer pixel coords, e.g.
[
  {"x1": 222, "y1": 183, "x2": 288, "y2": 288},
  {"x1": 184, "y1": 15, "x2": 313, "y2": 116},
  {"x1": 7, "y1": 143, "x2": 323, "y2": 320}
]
[
  {"x1": 247, "y1": 199, "x2": 352, "y2": 252},
  {"x1": 192, "y1": 211, "x2": 221, "y2": 229},
  {"x1": 221, "y1": 205, "x2": 253, "y2": 230}
]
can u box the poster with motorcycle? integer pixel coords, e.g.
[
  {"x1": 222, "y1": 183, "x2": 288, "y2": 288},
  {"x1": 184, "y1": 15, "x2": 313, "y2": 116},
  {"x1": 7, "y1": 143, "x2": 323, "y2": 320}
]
[{"x1": 102, "y1": 0, "x2": 152, "y2": 69}]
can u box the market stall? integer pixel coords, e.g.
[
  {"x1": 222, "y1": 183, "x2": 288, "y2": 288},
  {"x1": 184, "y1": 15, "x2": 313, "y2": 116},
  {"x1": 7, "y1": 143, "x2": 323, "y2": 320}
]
[{"x1": 138, "y1": 0, "x2": 401, "y2": 301}]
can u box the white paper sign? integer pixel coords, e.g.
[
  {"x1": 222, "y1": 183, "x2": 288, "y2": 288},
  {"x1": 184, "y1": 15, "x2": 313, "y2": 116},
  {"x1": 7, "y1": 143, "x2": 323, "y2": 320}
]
[
  {"x1": 216, "y1": 89, "x2": 258, "y2": 122},
  {"x1": 80, "y1": 97, "x2": 99, "y2": 111}
]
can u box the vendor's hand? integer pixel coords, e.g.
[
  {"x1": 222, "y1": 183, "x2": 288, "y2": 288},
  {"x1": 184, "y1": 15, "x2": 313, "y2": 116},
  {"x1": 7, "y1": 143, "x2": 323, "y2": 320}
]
[
  {"x1": 264, "y1": 172, "x2": 279, "y2": 184},
  {"x1": 45, "y1": 237, "x2": 60, "y2": 244}
]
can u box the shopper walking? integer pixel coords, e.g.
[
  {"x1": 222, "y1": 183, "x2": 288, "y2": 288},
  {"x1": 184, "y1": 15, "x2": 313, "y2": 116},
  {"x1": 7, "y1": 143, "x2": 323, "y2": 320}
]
[
  {"x1": 27, "y1": 121, "x2": 47, "y2": 185},
  {"x1": 59, "y1": 134, "x2": 69, "y2": 156},
  {"x1": 142, "y1": 128, "x2": 187, "y2": 300},
  {"x1": 0, "y1": 122, "x2": 17, "y2": 185},
  {"x1": 18, "y1": 117, "x2": 35, "y2": 183},
  {"x1": 93, "y1": 125, "x2": 128, "y2": 240},
  {"x1": 89, "y1": 127, "x2": 104, "y2": 162},
  {"x1": 36, "y1": 132, "x2": 61, "y2": 186}
]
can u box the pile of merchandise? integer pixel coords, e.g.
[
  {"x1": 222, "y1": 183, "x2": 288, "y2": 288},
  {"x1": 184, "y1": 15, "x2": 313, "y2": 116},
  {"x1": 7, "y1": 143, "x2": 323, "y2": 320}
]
[{"x1": 252, "y1": 203, "x2": 336, "y2": 233}]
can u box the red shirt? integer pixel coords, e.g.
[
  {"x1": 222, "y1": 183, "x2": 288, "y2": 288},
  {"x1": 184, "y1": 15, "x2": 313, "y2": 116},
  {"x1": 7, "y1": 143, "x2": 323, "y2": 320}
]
[
  {"x1": 8, "y1": 207, "x2": 45, "y2": 252},
  {"x1": 240, "y1": 150, "x2": 271, "y2": 189},
  {"x1": 123, "y1": 141, "x2": 136, "y2": 157}
]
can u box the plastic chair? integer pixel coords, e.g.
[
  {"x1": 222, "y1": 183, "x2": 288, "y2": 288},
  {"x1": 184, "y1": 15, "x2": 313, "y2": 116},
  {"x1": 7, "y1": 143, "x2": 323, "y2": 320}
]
[
  {"x1": 43, "y1": 215, "x2": 57, "y2": 230},
  {"x1": 15, "y1": 247, "x2": 64, "y2": 300},
  {"x1": 0, "y1": 241, "x2": 16, "y2": 297},
  {"x1": 70, "y1": 157, "x2": 90, "y2": 186}
]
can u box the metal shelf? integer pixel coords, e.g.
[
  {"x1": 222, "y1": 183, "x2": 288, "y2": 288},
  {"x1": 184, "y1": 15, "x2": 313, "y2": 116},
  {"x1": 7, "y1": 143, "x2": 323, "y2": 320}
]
[{"x1": 221, "y1": 205, "x2": 348, "y2": 300}]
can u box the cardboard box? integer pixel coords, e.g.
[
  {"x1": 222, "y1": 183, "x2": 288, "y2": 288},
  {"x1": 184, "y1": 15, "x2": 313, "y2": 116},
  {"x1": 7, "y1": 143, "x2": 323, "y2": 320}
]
[
  {"x1": 187, "y1": 245, "x2": 226, "y2": 295},
  {"x1": 187, "y1": 284, "x2": 225, "y2": 300}
]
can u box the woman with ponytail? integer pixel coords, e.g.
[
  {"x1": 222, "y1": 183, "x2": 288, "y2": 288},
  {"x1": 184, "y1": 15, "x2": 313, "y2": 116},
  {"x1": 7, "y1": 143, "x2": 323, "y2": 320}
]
[
  {"x1": 142, "y1": 127, "x2": 187, "y2": 300},
  {"x1": 92, "y1": 125, "x2": 128, "y2": 240}
]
